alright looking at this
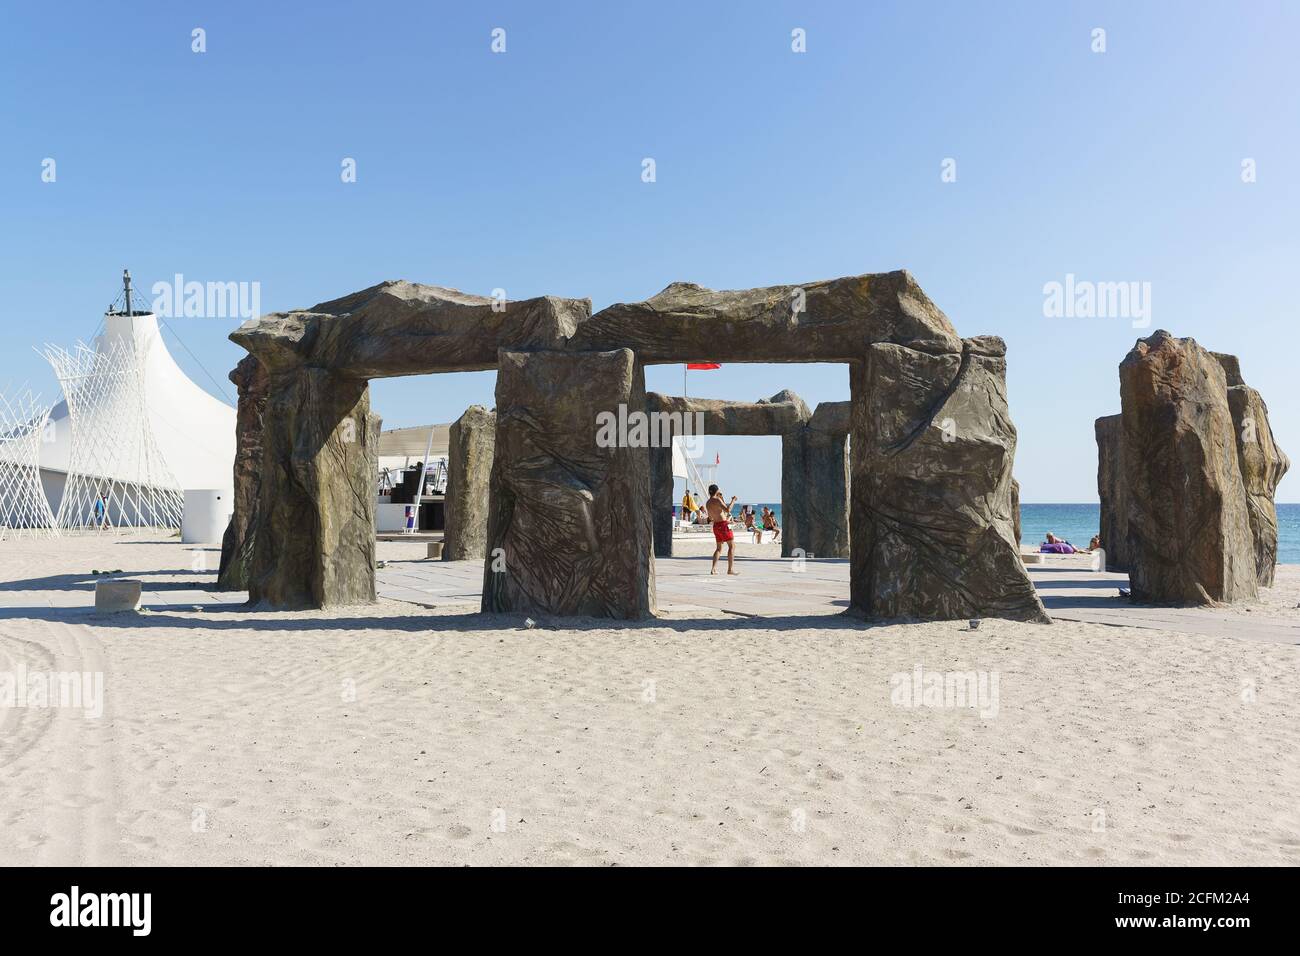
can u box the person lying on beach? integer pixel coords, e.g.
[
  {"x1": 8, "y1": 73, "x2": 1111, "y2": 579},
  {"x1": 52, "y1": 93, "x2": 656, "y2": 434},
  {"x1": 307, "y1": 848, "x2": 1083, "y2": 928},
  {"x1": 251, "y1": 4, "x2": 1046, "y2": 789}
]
[
  {"x1": 1040, "y1": 531, "x2": 1090, "y2": 554},
  {"x1": 705, "y1": 484, "x2": 740, "y2": 575}
]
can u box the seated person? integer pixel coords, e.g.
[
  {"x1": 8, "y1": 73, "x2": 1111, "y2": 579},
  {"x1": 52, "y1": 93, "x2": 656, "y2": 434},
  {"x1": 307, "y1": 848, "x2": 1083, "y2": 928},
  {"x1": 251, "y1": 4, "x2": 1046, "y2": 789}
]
[{"x1": 762, "y1": 507, "x2": 780, "y2": 541}]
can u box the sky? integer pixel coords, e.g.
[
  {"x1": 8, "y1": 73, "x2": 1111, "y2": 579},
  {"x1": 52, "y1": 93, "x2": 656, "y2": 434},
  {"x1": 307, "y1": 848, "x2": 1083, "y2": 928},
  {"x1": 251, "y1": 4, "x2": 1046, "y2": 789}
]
[{"x1": 2, "y1": 0, "x2": 1296, "y2": 503}]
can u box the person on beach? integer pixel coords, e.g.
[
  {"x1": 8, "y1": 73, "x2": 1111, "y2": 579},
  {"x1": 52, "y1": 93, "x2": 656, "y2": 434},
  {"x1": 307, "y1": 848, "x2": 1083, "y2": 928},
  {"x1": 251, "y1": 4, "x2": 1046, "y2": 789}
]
[
  {"x1": 1041, "y1": 531, "x2": 1091, "y2": 554},
  {"x1": 743, "y1": 506, "x2": 762, "y2": 543},
  {"x1": 762, "y1": 506, "x2": 780, "y2": 542},
  {"x1": 682, "y1": 489, "x2": 699, "y2": 522},
  {"x1": 706, "y1": 484, "x2": 740, "y2": 575}
]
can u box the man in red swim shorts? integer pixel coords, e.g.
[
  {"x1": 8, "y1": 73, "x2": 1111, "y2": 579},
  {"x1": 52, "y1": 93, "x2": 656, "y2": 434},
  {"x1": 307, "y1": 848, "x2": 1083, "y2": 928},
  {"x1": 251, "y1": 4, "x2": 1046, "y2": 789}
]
[{"x1": 705, "y1": 483, "x2": 740, "y2": 575}]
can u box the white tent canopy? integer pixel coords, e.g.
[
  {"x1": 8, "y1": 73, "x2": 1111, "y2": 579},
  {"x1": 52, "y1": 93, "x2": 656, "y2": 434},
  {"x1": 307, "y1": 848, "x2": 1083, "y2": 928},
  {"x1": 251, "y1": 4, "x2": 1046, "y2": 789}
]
[
  {"x1": 377, "y1": 424, "x2": 450, "y2": 459},
  {"x1": 39, "y1": 310, "x2": 237, "y2": 525},
  {"x1": 671, "y1": 436, "x2": 690, "y2": 479}
]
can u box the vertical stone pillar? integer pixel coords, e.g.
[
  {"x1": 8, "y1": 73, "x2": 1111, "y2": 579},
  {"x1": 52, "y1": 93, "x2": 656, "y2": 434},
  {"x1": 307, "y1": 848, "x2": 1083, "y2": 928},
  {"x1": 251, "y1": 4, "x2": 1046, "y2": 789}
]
[
  {"x1": 483, "y1": 349, "x2": 655, "y2": 619},
  {"x1": 247, "y1": 368, "x2": 378, "y2": 609},
  {"x1": 1120, "y1": 333, "x2": 1256, "y2": 603},
  {"x1": 779, "y1": 428, "x2": 808, "y2": 558},
  {"x1": 1216, "y1": 354, "x2": 1290, "y2": 588},
  {"x1": 443, "y1": 405, "x2": 495, "y2": 560},
  {"x1": 1010, "y1": 477, "x2": 1022, "y2": 552},
  {"x1": 1094, "y1": 415, "x2": 1129, "y2": 571},
  {"x1": 849, "y1": 338, "x2": 1046, "y2": 622},
  {"x1": 217, "y1": 354, "x2": 270, "y2": 590},
  {"x1": 650, "y1": 443, "x2": 674, "y2": 558},
  {"x1": 803, "y1": 403, "x2": 850, "y2": 559}
]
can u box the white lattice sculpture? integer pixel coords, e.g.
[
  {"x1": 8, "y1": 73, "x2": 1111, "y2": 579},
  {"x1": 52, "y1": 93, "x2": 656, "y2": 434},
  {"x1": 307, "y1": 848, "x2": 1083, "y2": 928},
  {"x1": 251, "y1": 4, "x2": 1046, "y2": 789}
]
[
  {"x1": 0, "y1": 387, "x2": 58, "y2": 539},
  {"x1": 44, "y1": 336, "x2": 184, "y2": 532}
]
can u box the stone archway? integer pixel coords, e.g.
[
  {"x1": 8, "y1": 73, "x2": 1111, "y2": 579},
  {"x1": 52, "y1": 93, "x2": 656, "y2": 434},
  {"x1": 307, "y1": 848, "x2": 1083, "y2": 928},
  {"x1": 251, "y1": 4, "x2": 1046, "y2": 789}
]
[
  {"x1": 645, "y1": 390, "x2": 850, "y2": 561},
  {"x1": 224, "y1": 271, "x2": 1047, "y2": 622}
]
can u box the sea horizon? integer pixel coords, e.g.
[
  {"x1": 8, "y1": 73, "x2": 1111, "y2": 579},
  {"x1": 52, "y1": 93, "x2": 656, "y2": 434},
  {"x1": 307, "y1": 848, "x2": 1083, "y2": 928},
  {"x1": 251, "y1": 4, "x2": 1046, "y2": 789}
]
[{"x1": 693, "y1": 501, "x2": 1300, "y2": 565}]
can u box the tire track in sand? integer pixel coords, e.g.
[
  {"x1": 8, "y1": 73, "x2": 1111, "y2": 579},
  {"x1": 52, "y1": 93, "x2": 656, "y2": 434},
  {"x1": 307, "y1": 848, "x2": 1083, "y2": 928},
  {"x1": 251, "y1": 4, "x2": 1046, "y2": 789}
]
[{"x1": 7, "y1": 617, "x2": 121, "y2": 865}]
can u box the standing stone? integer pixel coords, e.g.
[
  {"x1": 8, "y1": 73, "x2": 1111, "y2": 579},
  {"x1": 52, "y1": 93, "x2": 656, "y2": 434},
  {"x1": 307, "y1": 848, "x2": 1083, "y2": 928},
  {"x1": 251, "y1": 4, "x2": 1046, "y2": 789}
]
[
  {"x1": 1214, "y1": 353, "x2": 1290, "y2": 587},
  {"x1": 650, "y1": 444, "x2": 674, "y2": 558},
  {"x1": 443, "y1": 405, "x2": 495, "y2": 561},
  {"x1": 217, "y1": 355, "x2": 270, "y2": 590},
  {"x1": 483, "y1": 349, "x2": 655, "y2": 618},
  {"x1": 850, "y1": 337, "x2": 1047, "y2": 622},
  {"x1": 247, "y1": 369, "x2": 379, "y2": 608},
  {"x1": 1010, "y1": 477, "x2": 1022, "y2": 551},
  {"x1": 1119, "y1": 331, "x2": 1256, "y2": 604},
  {"x1": 782, "y1": 401, "x2": 850, "y2": 559},
  {"x1": 1093, "y1": 415, "x2": 1129, "y2": 572}
]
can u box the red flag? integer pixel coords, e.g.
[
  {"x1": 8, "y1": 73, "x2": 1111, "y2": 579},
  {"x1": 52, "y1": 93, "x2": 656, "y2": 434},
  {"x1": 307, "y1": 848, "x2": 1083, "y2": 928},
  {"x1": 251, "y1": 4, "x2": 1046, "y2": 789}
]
[
  {"x1": 686, "y1": 362, "x2": 720, "y2": 370},
  {"x1": 715, "y1": 452, "x2": 720, "y2": 465}
]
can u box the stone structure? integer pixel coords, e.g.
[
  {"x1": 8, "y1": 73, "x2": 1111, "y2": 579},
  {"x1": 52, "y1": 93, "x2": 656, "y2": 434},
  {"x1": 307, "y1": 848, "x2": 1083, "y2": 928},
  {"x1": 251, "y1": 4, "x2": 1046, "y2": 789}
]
[
  {"x1": 217, "y1": 355, "x2": 270, "y2": 590},
  {"x1": 787, "y1": 400, "x2": 851, "y2": 560},
  {"x1": 1093, "y1": 415, "x2": 1129, "y2": 572},
  {"x1": 483, "y1": 349, "x2": 654, "y2": 618},
  {"x1": 851, "y1": 335, "x2": 1040, "y2": 620},
  {"x1": 442, "y1": 405, "x2": 495, "y2": 561},
  {"x1": 645, "y1": 390, "x2": 810, "y2": 559},
  {"x1": 1101, "y1": 330, "x2": 1288, "y2": 605},
  {"x1": 228, "y1": 271, "x2": 1047, "y2": 622},
  {"x1": 1010, "y1": 477, "x2": 1022, "y2": 551},
  {"x1": 1215, "y1": 353, "x2": 1290, "y2": 587}
]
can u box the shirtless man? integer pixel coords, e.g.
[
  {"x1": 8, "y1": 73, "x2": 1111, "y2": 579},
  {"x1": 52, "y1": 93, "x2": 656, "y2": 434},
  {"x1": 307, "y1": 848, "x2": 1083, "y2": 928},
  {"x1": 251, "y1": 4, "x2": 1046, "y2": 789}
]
[{"x1": 705, "y1": 484, "x2": 740, "y2": 575}]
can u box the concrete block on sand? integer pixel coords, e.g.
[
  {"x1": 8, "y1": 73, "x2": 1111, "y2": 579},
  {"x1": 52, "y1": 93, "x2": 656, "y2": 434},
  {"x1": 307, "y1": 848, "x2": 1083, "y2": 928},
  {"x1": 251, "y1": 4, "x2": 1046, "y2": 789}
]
[{"x1": 95, "y1": 579, "x2": 142, "y2": 613}]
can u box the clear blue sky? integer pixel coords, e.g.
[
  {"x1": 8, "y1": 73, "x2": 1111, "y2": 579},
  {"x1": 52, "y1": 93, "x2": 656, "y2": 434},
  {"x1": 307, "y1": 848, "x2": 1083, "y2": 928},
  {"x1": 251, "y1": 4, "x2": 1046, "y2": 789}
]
[{"x1": 2, "y1": 1, "x2": 1296, "y2": 502}]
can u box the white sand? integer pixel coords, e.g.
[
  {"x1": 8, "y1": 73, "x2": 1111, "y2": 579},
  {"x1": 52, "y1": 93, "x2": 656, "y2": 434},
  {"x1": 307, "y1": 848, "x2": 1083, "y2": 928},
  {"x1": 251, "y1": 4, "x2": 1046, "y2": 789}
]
[{"x1": 1, "y1": 535, "x2": 1298, "y2": 866}]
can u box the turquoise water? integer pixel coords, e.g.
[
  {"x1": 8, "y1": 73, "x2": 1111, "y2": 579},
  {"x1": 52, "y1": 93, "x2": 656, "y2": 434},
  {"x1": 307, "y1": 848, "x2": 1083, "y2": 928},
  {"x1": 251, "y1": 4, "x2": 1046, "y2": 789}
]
[
  {"x1": 1018, "y1": 503, "x2": 1300, "y2": 564},
  {"x1": 679, "y1": 502, "x2": 1300, "y2": 564}
]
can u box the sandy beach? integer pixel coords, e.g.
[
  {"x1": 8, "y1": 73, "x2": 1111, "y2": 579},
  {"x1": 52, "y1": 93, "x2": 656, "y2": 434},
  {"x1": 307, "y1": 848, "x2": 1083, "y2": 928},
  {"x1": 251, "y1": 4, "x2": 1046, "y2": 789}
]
[{"x1": 1, "y1": 533, "x2": 1298, "y2": 867}]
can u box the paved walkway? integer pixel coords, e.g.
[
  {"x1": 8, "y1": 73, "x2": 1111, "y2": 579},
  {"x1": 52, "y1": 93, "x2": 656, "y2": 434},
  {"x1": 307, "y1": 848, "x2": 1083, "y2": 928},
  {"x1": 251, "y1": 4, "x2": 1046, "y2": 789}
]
[
  {"x1": 1, "y1": 547, "x2": 1293, "y2": 645},
  {"x1": 375, "y1": 553, "x2": 1300, "y2": 645},
  {"x1": 1026, "y1": 563, "x2": 1299, "y2": 644}
]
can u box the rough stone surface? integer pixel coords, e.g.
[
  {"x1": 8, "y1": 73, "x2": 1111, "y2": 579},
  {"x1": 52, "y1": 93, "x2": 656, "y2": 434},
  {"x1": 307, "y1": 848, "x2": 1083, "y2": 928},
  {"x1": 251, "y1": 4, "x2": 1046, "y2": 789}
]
[
  {"x1": 650, "y1": 443, "x2": 675, "y2": 559},
  {"x1": 442, "y1": 405, "x2": 495, "y2": 561},
  {"x1": 483, "y1": 349, "x2": 654, "y2": 618},
  {"x1": 1010, "y1": 478, "x2": 1022, "y2": 551},
  {"x1": 1119, "y1": 331, "x2": 1256, "y2": 604},
  {"x1": 94, "y1": 579, "x2": 142, "y2": 613},
  {"x1": 646, "y1": 391, "x2": 808, "y2": 435},
  {"x1": 784, "y1": 401, "x2": 850, "y2": 559},
  {"x1": 233, "y1": 282, "x2": 592, "y2": 378},
  {"x1": 1214, "y1": 353, "x2": 1290, "y2": 587},
  {"x1": 1094, "y1": 415, "x2": 1130, "y2": 572},
  {"x1": 573, "y1": 271, "x2": 962, "y2": 362},
  {"x1": 217, "y1": 355, "x2": 270, "y2": 591},
  {"x1": 230, "y1": 271, "x2": 1042, "y2": 622},
  {"x1": 850, "y1": 336, "x2": 1047, "y2": 622},
  {"x1": 247, "y1": 369, "x2": 380, "y2": 608}
]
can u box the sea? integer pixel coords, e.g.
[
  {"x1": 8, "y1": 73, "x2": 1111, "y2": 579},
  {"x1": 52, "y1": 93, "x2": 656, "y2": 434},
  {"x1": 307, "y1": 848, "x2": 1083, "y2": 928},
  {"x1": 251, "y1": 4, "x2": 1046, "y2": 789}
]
[
  {"x1": 695, "y1": 502, "x2": 1300, "y2": 564},
  {"x1": 1014, "y1": 503, "x2": 1300, "y2": 564}
]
